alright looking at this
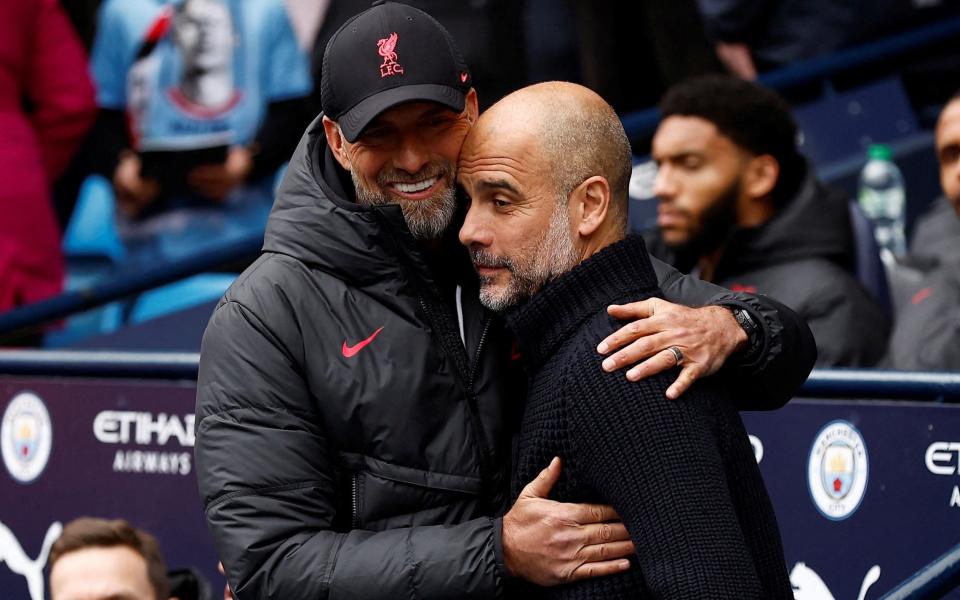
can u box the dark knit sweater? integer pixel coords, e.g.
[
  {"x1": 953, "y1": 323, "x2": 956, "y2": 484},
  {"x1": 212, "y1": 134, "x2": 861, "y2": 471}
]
[{"x1": 505, "y1": 236, "x2": 793, "y2": 599}]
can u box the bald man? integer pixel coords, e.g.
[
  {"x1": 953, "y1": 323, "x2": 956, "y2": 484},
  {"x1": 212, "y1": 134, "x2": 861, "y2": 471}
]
[
  {"x1": 884, "y1": 94, "x2": 960, "y2": 371},
  {"x1": 459, "y1": 82, "x2": 795, "y2": 598}
]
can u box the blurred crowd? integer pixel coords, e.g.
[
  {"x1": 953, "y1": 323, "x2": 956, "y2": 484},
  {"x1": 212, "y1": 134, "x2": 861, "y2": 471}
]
[{"x1": 1, "y1": 0, "x2": 959, "y2": 370}]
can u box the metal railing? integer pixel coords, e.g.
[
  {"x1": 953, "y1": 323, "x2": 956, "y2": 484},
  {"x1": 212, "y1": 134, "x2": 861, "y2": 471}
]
[
  {"x1": 0, "y1": 350, "x2": 957, "y2": 401},
  {"x1": 0, "y1": 233, "x2": 262, "y2": 343},
  {"x1": 879, "y1": 543, "x2": 960, "y2": 599}
]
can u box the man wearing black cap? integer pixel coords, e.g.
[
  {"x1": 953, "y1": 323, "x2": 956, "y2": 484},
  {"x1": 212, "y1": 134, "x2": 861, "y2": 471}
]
[{"x1": 195, "y1": 2, "x2": 815, "y2": 598}]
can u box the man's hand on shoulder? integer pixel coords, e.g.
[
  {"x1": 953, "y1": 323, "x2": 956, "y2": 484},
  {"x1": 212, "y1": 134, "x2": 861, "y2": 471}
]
[
  {"x1": 596, "y1": 298, "x2": 747, "y2": 399},
  {"x1": 501, "y1": 457, "x2": 634, "y2": 586}
]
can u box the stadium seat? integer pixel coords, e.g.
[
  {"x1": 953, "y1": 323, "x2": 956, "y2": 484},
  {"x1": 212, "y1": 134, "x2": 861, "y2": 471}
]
[
  {"x1": 128, "y1": 273, "x2": 236, "y2": 324},
  {"x1": 847, "y1": 201, "x2": 893, "y2": 317},
  {"x1": 62, "y1": 175, "x2": 125, "y2": 264}
]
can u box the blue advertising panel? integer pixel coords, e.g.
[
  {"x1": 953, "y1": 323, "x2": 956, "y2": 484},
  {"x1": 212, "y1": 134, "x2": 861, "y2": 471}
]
[
  {"x1": 743, "y1": 399, "x2": 960, "y2": 600},
  {"x1": 0, "y1": 377, "x2": 217, "y2": 599},
  {"x1": 1, "y1": 377, "x2": 959, "y2": 599}
]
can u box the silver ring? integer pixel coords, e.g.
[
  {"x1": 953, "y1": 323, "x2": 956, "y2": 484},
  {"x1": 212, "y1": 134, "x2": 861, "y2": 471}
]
[{"x1": 667, "y1": 346, "x2": 683, "y2": 365}]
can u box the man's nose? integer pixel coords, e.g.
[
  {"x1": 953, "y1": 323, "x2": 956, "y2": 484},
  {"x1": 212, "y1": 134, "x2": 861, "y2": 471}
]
[
  {"x1": 652, "y1": 165, "x2": 676, "y2": 200},
  {"x1": 393, "y1": 134, "x2": 431, "y2": 175},
  {"x1": 459, "y1": 203, "x2": 492, "y2": 248}
]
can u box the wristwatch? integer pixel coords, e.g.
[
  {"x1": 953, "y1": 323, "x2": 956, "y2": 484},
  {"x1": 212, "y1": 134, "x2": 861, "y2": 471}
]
[{"x1": 730, "y1": 307, "x2": 762, "y2": 357}]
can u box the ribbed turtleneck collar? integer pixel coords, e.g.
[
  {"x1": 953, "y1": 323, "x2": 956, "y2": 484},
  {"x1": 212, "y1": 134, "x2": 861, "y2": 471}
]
[{"x1": 505, "y1": 235, "x2": 661, "y2": 372}]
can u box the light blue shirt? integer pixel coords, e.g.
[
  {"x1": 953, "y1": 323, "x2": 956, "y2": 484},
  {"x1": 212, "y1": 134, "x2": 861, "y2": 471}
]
[{"x1": 91, "y1": 0, "x2": 311, "y2": 151}]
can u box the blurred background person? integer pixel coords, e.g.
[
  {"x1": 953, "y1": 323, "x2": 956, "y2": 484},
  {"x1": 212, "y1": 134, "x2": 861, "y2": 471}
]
[
  {"x1": 88, "y1": 0, "x2": 311, "y2": 265},
  {"x1": 695, "y1": 0, "x2": 955, "y2": 79},
  {"x1": 647, "y1": 75, "x2": 890, "y2": 366},
  {"x1": 0, "y1": 0, "x2": 96, "y2": 322},
  {"x1": 49, "y1": 517, "x2": 172, "y2": 600},
  {"x1": 884, "y1": 93, "x2": 960, "y2": 371},
  {"x1": 907, "y1": 92, "x2": 960, "y2": 270},
  {"x1": 49, "y1": 517, "x2": 214, "y2": 600}
]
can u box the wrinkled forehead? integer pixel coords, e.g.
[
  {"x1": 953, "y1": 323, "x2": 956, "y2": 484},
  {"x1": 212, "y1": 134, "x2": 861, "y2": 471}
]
[{"x1": 459, "y1": 131, "x2": 543, "y2": 199}]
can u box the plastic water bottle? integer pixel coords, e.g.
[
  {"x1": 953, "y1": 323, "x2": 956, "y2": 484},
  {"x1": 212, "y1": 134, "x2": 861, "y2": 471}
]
[{"x1": 857, "y1": 144, "x2": 907, "y2": 261}]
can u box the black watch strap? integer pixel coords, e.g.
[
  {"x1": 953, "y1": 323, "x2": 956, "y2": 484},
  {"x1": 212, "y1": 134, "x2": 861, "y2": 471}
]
[{"x1": 731, "y1": 306, "x2": 762, "y2": 356}]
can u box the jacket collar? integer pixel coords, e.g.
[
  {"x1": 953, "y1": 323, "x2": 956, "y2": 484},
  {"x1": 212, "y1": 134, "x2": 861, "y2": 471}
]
[{"x1": 505, "y1": 235, "x2": 660, "y2": 373}]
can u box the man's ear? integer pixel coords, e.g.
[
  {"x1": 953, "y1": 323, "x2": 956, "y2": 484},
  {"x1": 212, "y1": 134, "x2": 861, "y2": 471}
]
[
  {"x1": 464, "y1": 88, "x2": 479, "y2": 125},
  {"x1": 571, "y1": 176, "x2": 611, "y2": 237},
  {"x1": 322, "y1": 116, "x2": 352, "y2": 171},
  {"x1": 743, "y1": 154, "x2": 779, "y2": 200}
]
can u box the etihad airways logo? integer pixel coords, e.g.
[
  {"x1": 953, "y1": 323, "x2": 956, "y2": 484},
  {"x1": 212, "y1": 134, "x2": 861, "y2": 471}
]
[
  {"x1": 93, "y1": 411, "x2": 194, "y2": 446},
  {"x1": 925, "y1": 442, "x2": 960, "y2": 507},
  {"x1": 93, "y1": 411, "x2": 193, "y2": 476}
]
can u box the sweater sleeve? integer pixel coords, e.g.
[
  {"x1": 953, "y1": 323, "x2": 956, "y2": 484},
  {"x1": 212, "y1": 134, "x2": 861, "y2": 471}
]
[
  {"x1": 196, "y1": 300, "x2": 503, "y2": 599},
  {"x1": 561, "y1": 342, "x2": 765, "y2": 599}
]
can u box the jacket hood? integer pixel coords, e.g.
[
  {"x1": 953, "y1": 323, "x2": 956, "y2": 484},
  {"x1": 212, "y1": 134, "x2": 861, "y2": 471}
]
[
  {"x1": 715, "y1": 163, "x2": 855, "y2": 278},
  {"x1": 262, "y1": 114, "x2": 422, "y2": 286}
]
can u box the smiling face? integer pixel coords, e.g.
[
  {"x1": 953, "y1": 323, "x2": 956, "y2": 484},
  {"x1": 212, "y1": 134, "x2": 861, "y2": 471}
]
[
  {"x1": 651, "y1": 115, "x2": 750, "y2": 251},
  {"x1": 936, "y1": 98, "x2": 960, "y2": 215},
  {"x1": 457, "y1": 121, "x2": 580, "y2": 311},
  {"x1": 325, "y1": 91, "x2": 479, "y2": 240}
]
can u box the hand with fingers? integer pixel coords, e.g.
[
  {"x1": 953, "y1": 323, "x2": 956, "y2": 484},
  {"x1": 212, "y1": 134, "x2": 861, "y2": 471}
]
[
  {"x1": 187, "y1": 145, "x2": 253, "y2": 201},
  {"x1": 217, "y1": 561, "x2": 234, "y2": 600},
  {"x1": 113, "y1": 151, "x2": 160, "y2": 218},
  {"x1": 501, "y1": 457, "x2": 634, "y2": 586},
  {"x1": 596, "y1": 298, "x2": 748, "y2": 400}
]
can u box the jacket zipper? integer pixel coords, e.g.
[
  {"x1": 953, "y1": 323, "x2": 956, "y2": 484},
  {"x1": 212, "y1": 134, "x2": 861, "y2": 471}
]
[
  {"x1": 351, "y1": 473, "x2": 360, "y2": 529},
  {"x1": 468, "y1": 315, "x2": 492, "y2": 390},
  {"x1": 467, "y1": 315, "x2": 497, "y2": 511},
  {"x1": 417, "y1": 295, "x2": 495, "y2": 487},
  {"x1": 374, "y1": 209, "x2": 496, "y2": 499}
]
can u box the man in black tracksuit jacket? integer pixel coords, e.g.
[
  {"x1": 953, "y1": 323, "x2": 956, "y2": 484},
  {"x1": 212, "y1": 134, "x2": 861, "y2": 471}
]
[
  {"x1": 195, "y1": 4, "x2": 815, "y2": 598},
  {"x1": 884, "y1": 95, "x2": 960, "y2": 371},
  {"x1": 648, "y1": 75, "x2": 889, "y2": 367}
]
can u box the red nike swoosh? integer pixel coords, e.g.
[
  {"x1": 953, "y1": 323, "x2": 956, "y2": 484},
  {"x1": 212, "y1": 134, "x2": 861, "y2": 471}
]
[{"x1": 342, "y1": 326, "x2": 385, "y2": 358}]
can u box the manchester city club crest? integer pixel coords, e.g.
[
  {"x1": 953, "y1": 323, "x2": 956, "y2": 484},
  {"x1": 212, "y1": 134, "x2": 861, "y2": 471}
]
[
  {"x1": 1, "y1": 392, "x2": 53, "y2": 484},
  {"x1": 808, "y1": 420, "x2": 868, "y2": 520}
]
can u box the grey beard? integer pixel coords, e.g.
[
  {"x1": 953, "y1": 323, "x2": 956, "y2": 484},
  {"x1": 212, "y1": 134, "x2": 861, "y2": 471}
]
[
  {"x1": 351, "y1": 173, "x2": 457, "y2": 241},
  {"x1": 474, "y1": 200, "x2": 580, "y2": 312}
]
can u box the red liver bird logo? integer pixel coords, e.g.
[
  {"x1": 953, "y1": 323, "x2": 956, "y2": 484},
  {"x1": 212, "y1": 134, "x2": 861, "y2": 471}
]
[{"x1": 377, "y1": 32, "x2": 404, "y2": 78}]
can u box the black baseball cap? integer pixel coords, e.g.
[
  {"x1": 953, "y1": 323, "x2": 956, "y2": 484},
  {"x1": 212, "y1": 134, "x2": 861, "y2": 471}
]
[{"x1": 320, "y1": 1, "x2": 472, "y2": 142}]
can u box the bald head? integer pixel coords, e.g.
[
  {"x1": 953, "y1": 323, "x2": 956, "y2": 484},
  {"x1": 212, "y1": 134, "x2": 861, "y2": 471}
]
[
  {"x1": 936, "y1": 94, "x2": 960, "y2": 214},
  {"x1": 470, "y1": 82, "x2": 633, "y2": 233},
  {"x1": 459, "y1": 83, "x2": 634, "y2": 310}
]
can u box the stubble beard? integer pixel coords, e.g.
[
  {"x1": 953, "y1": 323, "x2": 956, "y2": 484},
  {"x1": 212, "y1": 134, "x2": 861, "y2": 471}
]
[
  {"x1": 666, "y1": 177, "x2": 740, "y2": 260},
  {"x1": 473, "y1": 199, "x2": 581, "y2": 312},
  {"x1": 352, "y1": 163, "x2": 457, "y2": 241}
]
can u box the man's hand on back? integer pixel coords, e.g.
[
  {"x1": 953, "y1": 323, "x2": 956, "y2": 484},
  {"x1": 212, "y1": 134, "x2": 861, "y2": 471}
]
[
  {"x1": 596, "y1": 298, "x2": 748, "y2": 400},
  {"x1": 501, "y1": 457, "x2": 634, "y2": 586}
]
